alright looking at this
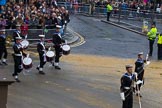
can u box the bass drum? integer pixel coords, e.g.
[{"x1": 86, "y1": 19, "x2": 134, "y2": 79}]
[
  {"x1": 62, "y1": 45, "x2": 70, "y2": 55},
  {"x1": 21, "y1": 39, "x2": 29, "y2": 49},
  {"x1": 46, "y1": 51, "x2": 55, "y2": 62},
  {"x1": 23, "y1": 57, "x2": 32, "y2": 69}
]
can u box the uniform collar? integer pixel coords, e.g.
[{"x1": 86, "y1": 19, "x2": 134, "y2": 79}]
[
  {"x1": 124, "y1": 72, "x2": 134, "y2": 79},
  {"x1": 16, "y1": 30, "x2": 20, "y2": 33},
  {"x1": 137, "y1": 58, "x2": 144, "y2": 63}
]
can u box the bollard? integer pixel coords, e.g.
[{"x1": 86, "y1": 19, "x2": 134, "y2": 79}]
[
  {"x1": 0, "y1": 78, "x2": 14, "y2": 108},
  {"x1": 142, "y1": 20, "x2": 148, "y2": 33},
  {"x1": 89, "y1": 4, "x2": 91, "y2": 15}
]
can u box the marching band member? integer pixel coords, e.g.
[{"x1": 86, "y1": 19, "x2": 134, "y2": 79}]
[
  {"x1": 13, "y1": 24, "x2": 22, "y2": 43},
  {"x1": 12, "y1": 36, "x2": 27, "y2": 82},
  {"x1": 120, "y1": 65, "x2": 137, "y2": 108},
  {"x1": 52, "y1": 25, "x2": 65, "y2": 70},
  {"x1": 0, "y1": 29, "x2": 8, "y2": 65},
  {"x1": 36, "y1": 35, "x2": 47, "y2": 75},
  {"x1": 134, "y1": 52, "x2": 148, "y2": 97}
]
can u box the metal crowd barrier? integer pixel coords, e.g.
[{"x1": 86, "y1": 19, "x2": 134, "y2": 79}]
[
  {"x1": 5, "y1": 28, "x2": 56, "y2": 40},
  {"x1": 66, "y1": 3, "x2": 162, "y2": 20}
]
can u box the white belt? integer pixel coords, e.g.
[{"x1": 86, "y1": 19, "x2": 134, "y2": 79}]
[
  {"x1": 15, "y1": 54, "x2": 22, "y2": 56},
  {"x1": 124, "y1": 87, "x2": 130, "y2": 90}
]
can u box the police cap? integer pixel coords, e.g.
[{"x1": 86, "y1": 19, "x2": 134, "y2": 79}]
[{"x1": 152, "y1": 21, "x2": 156, "y2": 26}]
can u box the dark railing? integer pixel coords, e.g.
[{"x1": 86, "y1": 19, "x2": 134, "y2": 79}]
[
  {"x1": 5, "y1": 25, "x2": 65, "y2": 40},
  {"x1": 63, "y1": 3, "x2": 162, "y2": 20}
]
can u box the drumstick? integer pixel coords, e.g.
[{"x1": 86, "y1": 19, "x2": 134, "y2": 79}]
[
  {"x1": 26, "y1": 53, "x2": 30, "y2": 58},
  {"x1": 25, "y1": 34, "x2": 28, "y2": 39},
  {"x1": 65, "y1": 40, "x2": 67, "y2": 45},
  {"x1": 48, "y1": 47, "x2": 51, "y2": 51}
]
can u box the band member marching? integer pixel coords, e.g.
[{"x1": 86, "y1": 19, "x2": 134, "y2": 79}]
[
  {"x1": 0, "y1": 29, "x2": 8, "y2": 65},
  {"x1": 120, "y1": 65, "x2": 137, "y2": 108},
  {"x1": 12, "y1": 36, "x2": 27, "y2": 82},
  {"x1": 134, "y1": 52, "x2": 149, "y2": 97},
  {"x1": 52, "y1": 25, "x2": 65, "y2": 70},
  {"x1": 36, "y1": 35, "x2": 47, "y2": 75},
  {"x1": 13, "y1": 24, "x2": 22, "y2": 43}
]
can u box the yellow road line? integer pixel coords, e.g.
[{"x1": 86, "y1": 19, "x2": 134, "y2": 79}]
[{"x1": 67, "y1": 27, "x2": 86, "y2": 47}]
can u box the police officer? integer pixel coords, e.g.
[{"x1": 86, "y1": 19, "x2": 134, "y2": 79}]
[
  {"x1": 120, "y1": 65, "x2": 136, "y2": 108},
  {"x1": 13, "y1": 24, "x2": 22, "y2": 43},
  {"x1": 52, "y1": 25, "x2": 65, "y2": 70},
  {"x1": 36, "y1": 35, "x2": 47, "y2": 75},
  {"x1": 106, "y1": 2, "x2": 113, "y2": 21},
  {"x1": 0, "y1": 29, "x2": 8, "y2": 65},
  {"x1": 157, "y1": 33, "x2": 162, "y2": 60},
  {"x1": 147, "y1": 22, "x2": 157, "y2": 57},
  {"x1": 134, "y1": 52, "x2": 147, "y2": 97},
  {"x1": 12, "y1": 36, "x2": 26, "y2": 82}
]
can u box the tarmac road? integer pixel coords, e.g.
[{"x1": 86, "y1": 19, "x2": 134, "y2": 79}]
[
  {"x1": 1, "y1": 15, "x2": 162, "y2": 108},
  {"x1": 69, "y1": 15, "x2": 158, "y2": 59}
]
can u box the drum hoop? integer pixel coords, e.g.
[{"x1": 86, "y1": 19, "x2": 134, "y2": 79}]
[
  {"x1": 62, "y1": 45, "x2": 70, "y2": 51},
  {"x1": 46, "y1": 51, "x2": 55, "y2": 57},
  {"x1": 21, "y1": 40, "x2": 29, "y2": 46},
  {"x1": 23, "y1": 58, "x2": 32, "y2": 65}
]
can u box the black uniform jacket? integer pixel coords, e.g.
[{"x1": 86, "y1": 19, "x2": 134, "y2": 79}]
[
  {"x1": 52, "y1": 33, "x2": 65, "y2": 47},
  {"x1": 120, "y1": 73, "x2": 136, "y2": 94},
  {"x1": 0, "y1": 34, "x2": 6, "y2": 49}
]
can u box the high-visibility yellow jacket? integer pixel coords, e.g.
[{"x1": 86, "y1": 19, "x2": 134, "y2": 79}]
[
  {"x1": 147, "y1": 27, "x2": 157, "y2": 40},
  {"x1": 107, "y1": 4, "x2": 113, "y2": 12},
  {"x1": 158, "y1": 34, "x2": 162, "y2": 44}
]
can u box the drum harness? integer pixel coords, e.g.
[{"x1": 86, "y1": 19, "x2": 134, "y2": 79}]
[{"x1": 40, "y1": 42, "x2": 47, "y2": 62}]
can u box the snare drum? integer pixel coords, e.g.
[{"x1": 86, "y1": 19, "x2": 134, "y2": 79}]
[
  {"x1": 23, "y1": 57, "x2": 32, "y2": 69},
  {"x1": 46, "y1": 51, "x2": 55, "y2": 62},
  {"x1": 62, "y1": 45, "x2": 70, "y2": 55},
  {"x1": 21, "y1": 40, "x2": 29, "y2": 49}
]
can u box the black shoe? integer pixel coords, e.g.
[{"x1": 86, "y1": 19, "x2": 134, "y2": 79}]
[
  {"x1": 55, "y1": 66, "x2": 61, "y2": 70},
  {"x1": 52, "y1": 62, "x2": 55, "y2": 66},
  {"x1": 136, "y1": 93, "x2": 142, "y2": 97},
  {"x1": 139, "y1": 94, "x2": 142, "y2": 97},
  {"x1": 2, "y1": 62, "x2": 8, "y2": 65},
  {"x1": 12, "y1": 73, "x2": 15, "y2": 76},
  {"x1": 39, "y1": 71, "x2": 45, "y2": 75},
  {"x1": 36, "y1": 67, "x2": 39, "y2": 70},
  {"x1": 15, "y1": 78, "x2": 21, "y2": 82}
]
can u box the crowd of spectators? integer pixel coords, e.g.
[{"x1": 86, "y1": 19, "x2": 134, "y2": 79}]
[
  {"x1": 0, "y1": 0, "x2": 161, "y2": 29},
  {"x1": 0, "y1": 0, "x2": 70, "y2": 29},
  {"x1": 94, "y1": 0, "x2": 162, "y2": 13}
]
